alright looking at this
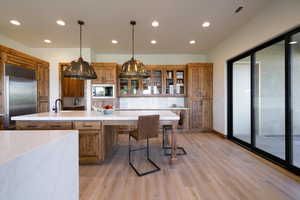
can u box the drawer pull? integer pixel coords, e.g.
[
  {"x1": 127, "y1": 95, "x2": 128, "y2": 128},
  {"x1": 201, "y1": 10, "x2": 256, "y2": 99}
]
[
  {"x1": 50, "y1": 125, "x2": 62, "y2": 128},
  {"x1": 27, "y1": 125, "x2": 38, "y2": 128},
  {"x1": 83, "y1": 125, "x2": 93, "y2": 127}
]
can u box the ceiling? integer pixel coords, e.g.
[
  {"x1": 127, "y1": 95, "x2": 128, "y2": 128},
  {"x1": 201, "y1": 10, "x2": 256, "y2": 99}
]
[{"x1": 0, "y1": 0, "x2": 271, "y2": 54}]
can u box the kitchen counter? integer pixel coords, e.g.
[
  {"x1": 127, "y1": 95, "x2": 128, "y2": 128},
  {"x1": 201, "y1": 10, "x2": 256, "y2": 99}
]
[
  {"x1": 12, "y1": 110, "x2": 180, "y2": 165},
  {"x1": 12, "y1": 110, "x2": 179, "y2": 121},
  {"x1": 0, "y1": 130, "x2": 79, "y2": 200},
  {"x1": 117, "y1": 107, "x2": 190, "y2": 110}
]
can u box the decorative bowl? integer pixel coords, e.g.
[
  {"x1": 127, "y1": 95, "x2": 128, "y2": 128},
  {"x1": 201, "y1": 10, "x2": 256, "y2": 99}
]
[{"x1": 103, "y1": 109, "x2": 113, "y2": 115}]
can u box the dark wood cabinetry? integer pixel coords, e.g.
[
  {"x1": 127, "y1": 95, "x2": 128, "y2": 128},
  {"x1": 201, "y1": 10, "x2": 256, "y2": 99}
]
[
  {"x1": 37, "y1": 64, "x2": 50, "y2": 112},
  {"x1": 59, "y1": 63, "x2": 85, "y2": 98},
  {"x1": 187, "y1": 63, "x2": 213, "y2": 132}
]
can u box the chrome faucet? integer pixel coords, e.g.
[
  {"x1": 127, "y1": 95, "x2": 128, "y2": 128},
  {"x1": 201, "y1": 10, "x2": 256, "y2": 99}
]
[{"x1": 52, "y1": 98, "x2": 63, "y2": 113}]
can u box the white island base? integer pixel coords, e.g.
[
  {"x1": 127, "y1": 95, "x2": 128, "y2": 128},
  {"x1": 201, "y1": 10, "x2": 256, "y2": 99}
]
[{"x1": 0, "y1": 130, "x2": 79, "y2": 200}]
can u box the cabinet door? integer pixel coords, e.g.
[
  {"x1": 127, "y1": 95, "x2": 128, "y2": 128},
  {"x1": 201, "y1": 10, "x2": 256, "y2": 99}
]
[
  {"x1": 62, "y1": 77, "x2": 84, "y2": 97},
  {"x1": 92, "y1": 64, "x2": 117, "y2": 84},
  {"x1": 38, "y1": 100, "x2": 49, "y2": 112},
  {"x1": 79, "y1": 130, "x2": 103, "y2": 163},
  {"x1": 37, "y1": 65, "x2": 49, "y2": 101},
  {"x1": 189, "y1": 98, "x2": 212, "y2": 131},
  {"x1": 188, "y1": 64, "x2": 212, "y2": 98}
]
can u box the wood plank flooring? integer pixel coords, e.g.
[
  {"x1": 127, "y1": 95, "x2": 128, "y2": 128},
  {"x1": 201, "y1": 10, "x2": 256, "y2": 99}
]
[{"x1": 80, "y1": 133, "x2": 300, "y2": 200}]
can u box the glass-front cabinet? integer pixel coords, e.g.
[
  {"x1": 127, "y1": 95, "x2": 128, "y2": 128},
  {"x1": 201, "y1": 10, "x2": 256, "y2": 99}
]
[{"x1": 118, "y1": 65, "x2": 186, "y2": 97}]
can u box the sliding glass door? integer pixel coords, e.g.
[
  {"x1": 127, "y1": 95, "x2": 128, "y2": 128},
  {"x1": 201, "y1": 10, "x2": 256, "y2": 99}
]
[
  {"x1": 291, "y1": 32, "x2": 300, "y2": 168},
  {"x1": 232, "y1": 56, "x2": 251, "y2": 144},
  {"x1": 228, "y1": 25, "x2": 300, "y2": 176},
  {"x1": 254, "y1": 41, "x2": 285, "y2": 159}
]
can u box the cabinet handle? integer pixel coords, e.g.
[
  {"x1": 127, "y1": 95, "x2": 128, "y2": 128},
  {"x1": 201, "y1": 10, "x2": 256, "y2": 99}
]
[
  {"x1": 83, "y1": 125, "x2": 93, "y2": 128},
  {"x1": 27, "y1": 125, "x2": 38, "y2": 128},
  {"x1": 50, "y1": 125, "x2": 61, "y2": 128}
]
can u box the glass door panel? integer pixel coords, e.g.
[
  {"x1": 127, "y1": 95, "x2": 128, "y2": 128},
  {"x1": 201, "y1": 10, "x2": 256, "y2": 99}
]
[
  {"x1": 291, "y1": 32, "x2": 300, "y2": 167},
  {"x1": 142, "y1": 70, "x2": 151, "y2": 95},
  {"x1": 166, "y1": 70, "x2": 174, "y2": 95},
  {"x1": 175, "y1": 71, "x2": 185, "y2": 95},
  {"x1": 131, "y1": 79, "x2": 139, "y2": 95},
  {"x1": 120, "y1": 79, "x2": 129, "y2": 95},
  {"x1": 255, "y1": 41, "x2": 285, "y2": 159},
  {"x1": 232, "y1": 56, "x2": 251, "y2": 143},
  {"x1": 152, "y1": 70, "x2": 162, "y2": 95}
]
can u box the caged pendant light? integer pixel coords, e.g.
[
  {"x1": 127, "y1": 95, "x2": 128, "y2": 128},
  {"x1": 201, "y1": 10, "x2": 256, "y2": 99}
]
[
  {"x1": 64, "y1": 20, "x2": 97, "y2": 80},
  {"x1": 119, "y1": 21, "x2": 150, "y2": 79}
]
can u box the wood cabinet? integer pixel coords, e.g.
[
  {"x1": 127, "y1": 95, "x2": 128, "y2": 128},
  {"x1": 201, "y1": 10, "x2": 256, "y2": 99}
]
[
  {"x1": 118, "y1": 65, "x2": 187, "y2": 97},
  {"x1": 92, "y1": 63, "x2": 117, "y2": 84},
  {"x1": 0, "y1": 45, "x2": 50, "y2": 116},
  {"x1": 0, "y1": 117, "x2": 3, "y2": 130},
  {"x1": 15, "y1": 120, "x2": 118, "y2": 164},
  {"x1": 59, "y1": 63, "x2": 85, "y2": 97},
  {"x1": 37, "y1": 64, "x2": 50, "y2": 112},
  {"x1": 62, "y1": 77, "x2": 84, "y2": 97},
  {"x1": 187, "y1": 63, "x2": 213, "y2": 132}
]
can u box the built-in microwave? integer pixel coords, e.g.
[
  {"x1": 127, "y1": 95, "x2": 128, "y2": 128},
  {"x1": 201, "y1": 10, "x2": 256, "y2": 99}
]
[{"x1": 92, "y1": 84, "x2": 115, "y2": 98}]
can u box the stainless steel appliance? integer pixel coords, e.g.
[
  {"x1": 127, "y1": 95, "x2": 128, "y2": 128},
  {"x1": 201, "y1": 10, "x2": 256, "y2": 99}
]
[
  {"x1": 4, "y1": 64, "x2": 37, "y2": 129},
  {"x1": 92, "y1": 84, "x2": 115, "y2": 98}
]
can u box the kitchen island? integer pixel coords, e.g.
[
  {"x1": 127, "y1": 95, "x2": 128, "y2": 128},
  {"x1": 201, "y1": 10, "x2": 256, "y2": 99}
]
[
  {"x1": 0, "y1": 130, "x2": 79, "y2": 200},
  {"x1": 12, "y1": 110, "x2": 180, "y2": 164}
]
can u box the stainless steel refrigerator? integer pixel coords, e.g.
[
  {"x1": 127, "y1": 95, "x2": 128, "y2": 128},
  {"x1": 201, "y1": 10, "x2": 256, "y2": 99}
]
[{"x1": 4, "y1": 64, "x2": 37, "y2": 129}]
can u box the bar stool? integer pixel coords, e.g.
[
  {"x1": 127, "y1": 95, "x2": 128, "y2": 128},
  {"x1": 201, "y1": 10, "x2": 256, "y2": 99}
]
[
  {"x1": 162, "y1": 125, "x2": 187, "y2": 156},
  {"x1": 128, "y1": 115, "x2": 160, "y2": 176}
]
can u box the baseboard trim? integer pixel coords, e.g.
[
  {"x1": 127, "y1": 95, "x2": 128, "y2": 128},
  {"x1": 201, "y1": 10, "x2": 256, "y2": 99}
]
[{"x1": 212, "y1": 130, "x2": 226, "y2": 139}]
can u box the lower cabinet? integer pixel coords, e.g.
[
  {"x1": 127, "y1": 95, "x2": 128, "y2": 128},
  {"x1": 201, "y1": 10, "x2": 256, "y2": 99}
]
[
  {"x1": 16, "y1": 120, "x2": 118, "y2": 164},
  {"x1": 188, "y1": 98, "x2": 212, "y2": 132},
  {"x1": 38, "y1": 100, "x2": 49, "y2": 113}
]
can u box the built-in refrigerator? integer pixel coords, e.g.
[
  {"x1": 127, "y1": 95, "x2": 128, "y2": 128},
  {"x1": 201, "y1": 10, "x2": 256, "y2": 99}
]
[{"x1": 3, "y1": 64, "x2": 37, "y2": 129}]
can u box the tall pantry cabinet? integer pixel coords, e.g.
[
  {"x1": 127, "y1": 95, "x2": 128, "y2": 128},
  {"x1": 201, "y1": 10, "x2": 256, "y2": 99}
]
[{"x1": 187, "y1": 63, "x2": 213, "y2": 132}]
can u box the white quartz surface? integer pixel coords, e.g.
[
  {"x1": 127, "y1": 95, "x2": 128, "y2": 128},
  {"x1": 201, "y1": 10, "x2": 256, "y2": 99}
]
[
  {"x1": 0, "y1": 130, "x2": 79, "y2": 200},
  {"x1": 0, "y1": 130, "x2": 77, "y2": 165},
  {"x1": 12, "y1": 110, "x2": 180, "y2": 121},
  {"x1": 117, "y1": 107, "x2": 190, "y2": 110}
]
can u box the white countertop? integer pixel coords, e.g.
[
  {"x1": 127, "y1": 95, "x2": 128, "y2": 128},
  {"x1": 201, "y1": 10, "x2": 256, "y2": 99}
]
[
  {"x1": 12, "y1": 110, "x2": 180, "y2": 121},
  {"x1": 117, "y1": 107, "x2": 190, "y2": 110},
  {"x1": 0, "y1": 130, "x2": 78, "y2": 165}
]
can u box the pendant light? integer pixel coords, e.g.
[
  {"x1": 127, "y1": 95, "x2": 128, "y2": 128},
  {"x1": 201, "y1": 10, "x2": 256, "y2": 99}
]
[
  {"x1": 119, "y1": 21, "x2": 149, "y2": 79},
  {"x1": 64, "y1": 20, "x2": 97, "y2": 80}
]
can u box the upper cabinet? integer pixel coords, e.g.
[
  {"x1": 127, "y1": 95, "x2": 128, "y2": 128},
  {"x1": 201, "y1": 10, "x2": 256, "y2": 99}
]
[
  {"x1": 92, "y1": 63, "x2": 117, "y2": 84},
  {"x1": 60, "y1": 63, "x2": 84, "y2": 97},
  {"x1": 187, "y1": 63, "x2": 213, "y2": 98},
  {"x1": 118, "y1": 65, "x2": 186, "y2": 97}
]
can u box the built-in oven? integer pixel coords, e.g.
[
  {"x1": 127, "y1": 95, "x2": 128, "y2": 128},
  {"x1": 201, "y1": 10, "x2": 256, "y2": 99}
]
[{"x1": 92, "y1": 84, "x2": 115, "y2": 98}]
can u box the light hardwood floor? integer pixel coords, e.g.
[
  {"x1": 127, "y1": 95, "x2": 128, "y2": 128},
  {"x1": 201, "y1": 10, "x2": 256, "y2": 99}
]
[{"x1": 80, "y1": 133, "x2": 300, "y2": 200}]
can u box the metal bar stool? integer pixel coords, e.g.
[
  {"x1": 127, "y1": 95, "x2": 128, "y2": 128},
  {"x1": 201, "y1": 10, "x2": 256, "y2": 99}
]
[
  {"x1": 129, "y1": 115, "x2": 161, "y2": 176},
  {"x1": 162, "y1": 125, "x2": 187, "y2": 156}
]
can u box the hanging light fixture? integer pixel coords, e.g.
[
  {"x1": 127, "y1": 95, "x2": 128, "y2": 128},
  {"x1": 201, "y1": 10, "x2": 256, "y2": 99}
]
[
  {"x1": 119, "y1": 20, "x2": 149, "y2": 79},
  {"x1": 64, "y1": 20, "x2": 97, "y2": 80}
]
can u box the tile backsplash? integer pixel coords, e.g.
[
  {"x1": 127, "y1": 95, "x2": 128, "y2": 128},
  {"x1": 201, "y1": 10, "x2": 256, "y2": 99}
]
[
  {"x1": 63, "y1": 97, "x2": 86, "y2": 107},
  {"x1": 119, "y1": 97, "x2": 185, "y2": 109}
]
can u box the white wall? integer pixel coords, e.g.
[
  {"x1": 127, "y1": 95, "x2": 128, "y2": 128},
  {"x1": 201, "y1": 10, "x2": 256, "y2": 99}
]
[
  {"x1": 0, "y1": 33, "x2": 35, "y2": 56},
  {"x1": 32, "y1": 48, "x2": 92, "y2": 110},
  {"x1": 208, "y1": 0, "x2": 300, "y2": 135},
  {"x1": 95, "y1": 54, "x2": 207, "y2": 64}
]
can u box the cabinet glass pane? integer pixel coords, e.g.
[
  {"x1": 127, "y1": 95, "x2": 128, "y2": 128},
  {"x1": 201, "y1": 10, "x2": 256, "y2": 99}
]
[
  {"x1": 255, "y1": 41, "x2": 285, "y2": 159},
  {"x1": 232, "y1": 56, "x2": 251, "y2": 143},
  {"x1": 153, "y1": 70, "x2": 162, "y2": 95},
  {"x1": 291, "y1": 32, "x2": 300, "y2": 167},
  {"x1": 142, "y1": 70, "x2": 151, "y2": 95},
  {"x1": 131, "y1": 80, "x2": 139, "y2": 95},
  {"x1": 166, "y1": 71, "x2": 174, "y2": 94},
  {"x1": 175, "y1": 71, "x2": 184, "y2": 94},
  {"x1": 120, "y1": 79, "x2": 129, "y2": 95}
]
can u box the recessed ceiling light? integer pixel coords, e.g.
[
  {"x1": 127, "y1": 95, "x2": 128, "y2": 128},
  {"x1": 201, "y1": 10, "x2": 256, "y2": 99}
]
[
  {"x1": 151, "y1": 40, "x2": 157, "y2": 44},
  {"x1": 189, "y1": 40, "x2": 196, "y2": 44},
  {"x1": 44, "y1": 39, "x2": 52, "y2": 44},
  {"x1": 10, "y1": 20, "x2": 21, "y2": 26},
  {"x1": 56, "y1": 20, "x2": 66, "y2": 26},
  {"x1": 112, "y1": 40, "x2": 118, "y2": 44},
  {"x1": 289, "y1": 41, "x2": 298, "y2": 45},
  {"x1": 152, "y1": 21, "x2": 159, "y2": 27},
  {"x1": 202, "y1": 22, "x2": 210, "y2": 28}
]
